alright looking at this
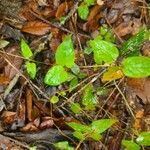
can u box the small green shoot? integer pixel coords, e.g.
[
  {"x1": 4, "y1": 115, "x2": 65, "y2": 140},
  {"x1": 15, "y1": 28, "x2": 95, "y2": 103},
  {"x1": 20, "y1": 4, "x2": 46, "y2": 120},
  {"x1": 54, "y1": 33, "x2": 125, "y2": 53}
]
[
  {"x1": 21, "y1": 39, "x2": 33, "y2": 59},
  {"x1": 54, "y1": 141, "x2": 74, "y2": 150},
  {"x1": 136, "y1": 132, "x2": 150, "y2": 146},
  {"x1": 26, "y1": 62, "x2": 37, "y2": 79},
  {"x1": 122, "y1": 140, "x2": 140, "y2": 150},
  {"x1": 50, "y1": 95, "x2": 59, "y2": 104},
  {"x1": 70, "y1": 103, "x2": 82, "y2": 114},
  {"x1": 78, "y1": 4, "x2": 89, "y2": 20},
  {"x1": 67, "y1": 119, "x2": 117, "y2": 141}
]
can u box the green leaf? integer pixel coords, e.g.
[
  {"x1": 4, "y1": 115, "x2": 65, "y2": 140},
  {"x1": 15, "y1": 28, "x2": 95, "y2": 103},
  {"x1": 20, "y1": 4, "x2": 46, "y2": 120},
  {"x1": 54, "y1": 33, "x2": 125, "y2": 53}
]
[
  {"x1": 26, "y1": 62, "x2": 36, "y2": 79},
  {"x1": 71, "y1": 64, "x2": 80, "y2": 75},
  {"x1": 44, "y1": 65, "x2": 69, "y2": 86},
  {"x1": 89, "y1": 39, "x2": 119, "y2": 64},
  {"x1": 50, "y1": 95, "x2": 59, "y2": 104},
  {"x1": 82, "y1": 84, "x2": 97, "y2": 110},
  {"x1": 84, "y1": 47, "x2": 93, "y2": 54},
  {"x1": 122, "y1": 56, "x2": 150, "y2": 78},
  {"x1": 78, "y1": 4, "x2": 89, "y2": 20},
  {"x1": 136, "y1": 132, "x2": 150, "y2": 146},
  {"x1": 121, "y1": 28, "x2": 149, "y2": 56},
  {"x1": 70, "y1": 103, "x2": 81, "y2": 114},
  {"x1": 122, "y1": 140, "x2": 140, "y2": 150},
  {"x1": 84, "y1": 0, "x2": 95, "y2": 6},
  {"x1": 54, "y1": 141, "x2": 74, "y2": 150},
  {"x1": 67, "y1": 122, "x2": 91, "y2": 133},
  {"x1": 21, "y1": 39, "x2": 33, "y2": 59},
  {"x1": 91, "y1": 119, "x2": 117, "y2": 134},
  {"x1": 73, "y1": 131, "x2": 85, "y2": 140},
  {"x1": 96, "y1": 87, "x2": 109, "y2": 96},
  {"x1": 55, "y1": 35, "x2": 75, "y2": 68},
  {"x1": 69, "y1": 77, "x2": 78, "y2": 92},
  {"x1": 89, "y1": 131, "x2": 102, "y2": 141},
  {"x1": 0, "y1": 40, "x2": 9, "y2": 48}
]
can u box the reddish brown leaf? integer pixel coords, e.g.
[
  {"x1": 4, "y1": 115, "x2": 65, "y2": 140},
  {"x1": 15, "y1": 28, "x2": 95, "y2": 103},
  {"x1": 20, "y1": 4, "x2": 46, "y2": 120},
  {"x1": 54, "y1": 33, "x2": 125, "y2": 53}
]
[
  {"x1": 55, "y1": 2, "x2": 68, "y2": 18},
  {"x1": 22, "y1": 21, "x2": 51, "y2": 35},
  {"x1": 4, "y1": 45, "x2": 23, "y2": 80},
  {"x1": 2, "y1": 111, "x2": 16, "y2": 125}
]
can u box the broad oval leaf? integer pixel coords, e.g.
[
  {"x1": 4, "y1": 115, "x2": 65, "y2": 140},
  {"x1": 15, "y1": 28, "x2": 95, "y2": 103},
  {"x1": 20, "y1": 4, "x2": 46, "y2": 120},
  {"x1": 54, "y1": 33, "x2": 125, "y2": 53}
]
[
  {"x1": 136, "y1": 132, "x2": 150, "y2": 146},
  {"x1": 91, "y1": 119, "x2": 117, "y2": 134},
  {"x1": 78, "y1": 4, "x2": 89, "y2": 20},
  {"x1": 122, "y1": 56, "x2": 150, "y2": 78},
  {"x1": 21, "y1": 39, "x2": 33, "y2": 59},
  {"x1": 55, "y1": 35, "x2": 75, "y2": 68},
  {"x1": 44, "y1": 65, "x2": 69, "y2": 86},
  {"x1": 122, "y1": 140, "x2": 140, "y2": 150},
  {"x1": 26, "y1": 62, "x2": 37, "y2": 79},
  {"x1": 89, "y1": 39, "x2": 119, "y2": 64}
]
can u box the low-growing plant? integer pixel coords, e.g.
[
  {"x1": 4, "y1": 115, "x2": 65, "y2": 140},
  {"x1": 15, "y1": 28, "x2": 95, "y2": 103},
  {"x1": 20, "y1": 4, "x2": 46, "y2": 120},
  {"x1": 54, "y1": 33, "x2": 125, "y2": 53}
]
[
  {"x1": 122, "y1": 132, "x2": 150, "y2": 150},
  {"x1": 67, "y1": 119, "x2": 117, "y2": 141},
  {"x1": 20, "y1": 39, "x2": 37, "y2": 79}
]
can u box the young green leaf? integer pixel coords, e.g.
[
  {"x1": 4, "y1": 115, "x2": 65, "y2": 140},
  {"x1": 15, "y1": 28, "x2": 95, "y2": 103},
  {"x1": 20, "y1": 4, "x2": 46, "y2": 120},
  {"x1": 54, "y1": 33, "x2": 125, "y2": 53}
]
[
  {"x1": 67, "y1": 122, "x2": 91, "y2": 133},
  {"x1": 82, "y1": 84, "x2": 97, "y2": 110},
  {"x1": 73, "y1": 131, "x2": 85, "y2": 140},
  {"x1": 136, "y1": 132, "x2": 150, "y2": 146},
  {"x1": 55, "y1": 35, "x2": 75, "y2": 68},
  {"x1": 50, "y1": 95, "x2": 59, "y2": 104},
  {"x1": 54, "y1": 141, "x2": 74, "y2": 150},
  {"x1": 70, "y1": 103, "x2": 81, "y2": 114},
  {"x1": 69, "y1": 77, "x2": 78, "y2": 92},
  {"x1": 84, "y1": 0, "x2": 95, "y2": 6},
  {"x1": 122, "y1": 56, "x2": 150, "y2": 78},
  {"x1": 121, "y1": 28, "x2": 149, "y2": 56},
  {"x1": 122, "y1": 140, "x2": 140, "y2": 150},
  {"x1": 91, "y1": 119, "x2": 117, "y2": 134},
  {"x1": 89, "y1": 39, "x2": 119, "y2": 64},
  {"x1": 26, "y1": 62, "x2": 36, "y2": 79},
  {"x1": 89, "y1": 131, "x2": 102, "y2": 141},
  {"x1": 44, "y1": 65, "x2": 69, "y2": 86},
  {"x1": 21, "y1": 39, "x2": 33, "y2": 59},
  {"x1": 78, "y1": 4, "x2": 89, "y2": 20},
  {"x1": 71, "y1": 64, "x2": 80, "y2": 75}
]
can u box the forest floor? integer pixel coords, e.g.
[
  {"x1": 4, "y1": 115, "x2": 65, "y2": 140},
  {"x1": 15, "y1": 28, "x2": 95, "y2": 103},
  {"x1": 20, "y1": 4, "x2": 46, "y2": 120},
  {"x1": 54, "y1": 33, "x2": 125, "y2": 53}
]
[{"x1": 0, "y1": 0, "x2": 150, "y2": 150}]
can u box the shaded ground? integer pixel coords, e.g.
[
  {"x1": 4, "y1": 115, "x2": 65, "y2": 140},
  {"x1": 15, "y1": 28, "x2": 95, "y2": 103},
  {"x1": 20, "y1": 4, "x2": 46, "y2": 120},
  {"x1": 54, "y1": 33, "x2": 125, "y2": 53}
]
[{"x1": 0, "y1": 0, "x2": 150, "y2": 150}]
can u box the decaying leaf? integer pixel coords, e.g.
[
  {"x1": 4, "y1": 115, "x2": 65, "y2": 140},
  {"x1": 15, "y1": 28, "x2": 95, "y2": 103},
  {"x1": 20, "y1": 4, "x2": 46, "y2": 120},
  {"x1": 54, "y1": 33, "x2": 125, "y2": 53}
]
[
  {"x1": 22, "y1": 21, "x2": 51, "y2": 35},
  {"x1": 4, "y1": 45, "x2": 23, "y2": 80}
]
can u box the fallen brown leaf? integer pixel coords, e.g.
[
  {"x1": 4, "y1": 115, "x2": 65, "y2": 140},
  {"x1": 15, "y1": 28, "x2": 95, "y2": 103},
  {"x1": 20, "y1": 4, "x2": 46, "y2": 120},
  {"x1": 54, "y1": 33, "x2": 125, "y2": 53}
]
[{"x1": 22, "y1": 20, "x2": 51, "y2": 35}]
